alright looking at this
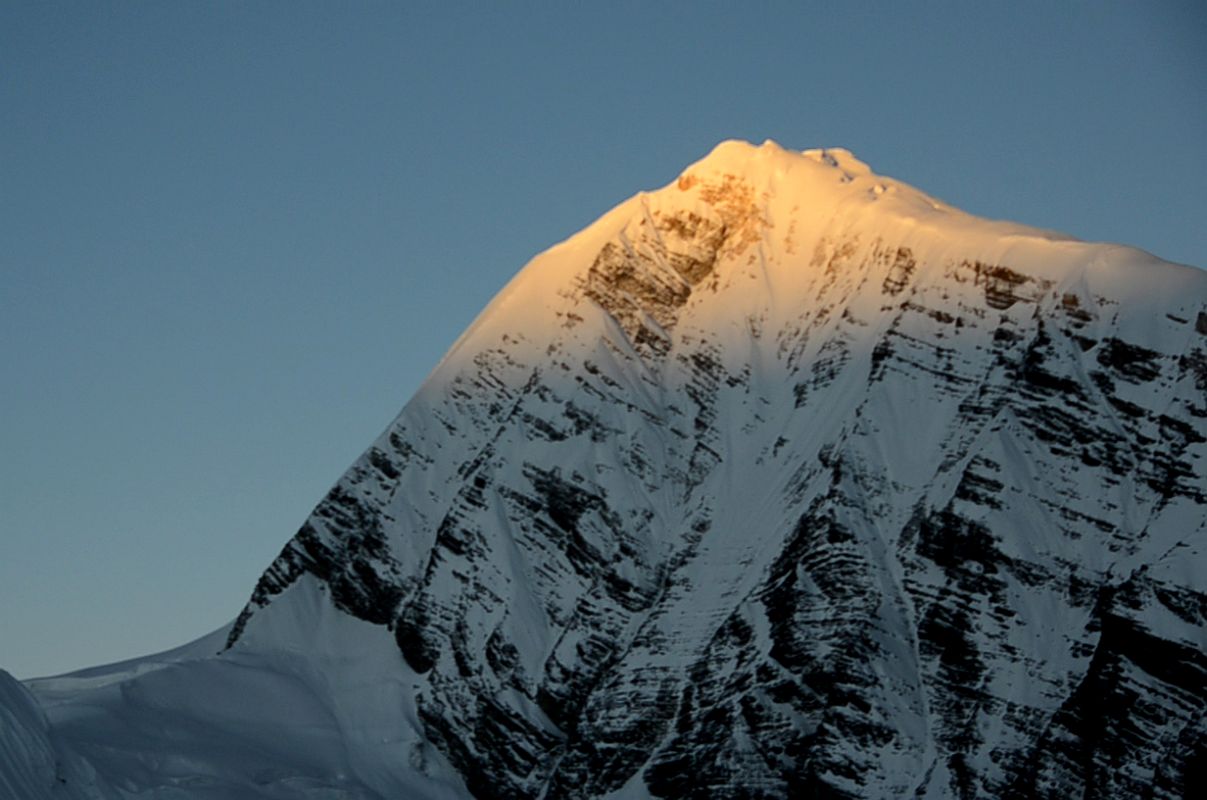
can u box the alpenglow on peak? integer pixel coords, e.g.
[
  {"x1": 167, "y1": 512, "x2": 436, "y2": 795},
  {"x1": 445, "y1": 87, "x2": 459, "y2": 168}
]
[{"x1": 7, "y1": 141, "x2": 1204, "y2": 800}]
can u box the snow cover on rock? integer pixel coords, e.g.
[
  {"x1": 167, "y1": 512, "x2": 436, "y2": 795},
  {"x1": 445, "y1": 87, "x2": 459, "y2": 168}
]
[{"x1": 6, "y1": 140, "x2": 1205, "y2": 798}]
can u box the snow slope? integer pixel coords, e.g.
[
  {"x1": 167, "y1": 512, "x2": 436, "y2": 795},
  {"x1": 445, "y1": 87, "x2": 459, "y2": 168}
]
[
  {"x1": 0, "y1": 669, "x2": 119, "y2": 800},
  {"x1": 22, "y1": 589, "x2": 466, "y2": 799},
  {"x1": 6, "y1": 140, "x2": 1205, "y2": 798}
]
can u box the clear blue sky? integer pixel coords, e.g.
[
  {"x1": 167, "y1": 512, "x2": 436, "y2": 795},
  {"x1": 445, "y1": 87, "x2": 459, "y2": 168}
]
[{"x1": 2, "y1": 1, "x2": 1204, "y2": 679}]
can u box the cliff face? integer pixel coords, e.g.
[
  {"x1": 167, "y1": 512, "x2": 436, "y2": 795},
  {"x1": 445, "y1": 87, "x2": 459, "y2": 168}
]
[{"x1": 19, "y1": 141, "x2": 1207, "y2": 799}]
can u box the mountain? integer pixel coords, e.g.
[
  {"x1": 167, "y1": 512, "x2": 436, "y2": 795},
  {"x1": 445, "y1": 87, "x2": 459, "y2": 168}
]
[{"x1": 6, "y1": 140, "x2": 1205, "y2": 799}]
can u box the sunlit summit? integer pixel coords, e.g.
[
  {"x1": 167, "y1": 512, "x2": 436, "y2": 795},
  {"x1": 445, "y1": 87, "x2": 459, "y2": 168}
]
[{"x1": 4, "y1": 140, "x2": 1204, "y2": 800}]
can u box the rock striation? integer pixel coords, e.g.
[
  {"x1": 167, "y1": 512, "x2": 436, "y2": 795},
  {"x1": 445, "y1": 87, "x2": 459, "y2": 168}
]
[{"x1": 12, "y1": 141, "x2": 1206, "y2": 799}]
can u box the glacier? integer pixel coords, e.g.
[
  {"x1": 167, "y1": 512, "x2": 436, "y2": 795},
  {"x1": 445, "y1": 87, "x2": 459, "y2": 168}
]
[{"x1": 4, "y1": 140, "x2": 1204, "y2": 799}]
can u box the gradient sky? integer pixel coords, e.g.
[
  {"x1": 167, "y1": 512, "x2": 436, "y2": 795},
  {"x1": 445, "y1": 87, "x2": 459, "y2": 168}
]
[{"x1": 2, "y1": 1, "x2": 1204, "y2": 679}]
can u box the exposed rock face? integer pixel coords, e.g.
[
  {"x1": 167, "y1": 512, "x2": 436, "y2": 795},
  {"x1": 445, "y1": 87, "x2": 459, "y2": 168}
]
[
  {"x1": 16, "y1": 141, "x2": 1205, "y2": 799},
  {"x1": 221, "y1": 141, "x2": 1205, "y2": 799}
]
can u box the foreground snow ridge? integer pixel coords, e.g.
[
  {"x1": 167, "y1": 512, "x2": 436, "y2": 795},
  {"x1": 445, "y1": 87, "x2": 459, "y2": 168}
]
[{"x1": 6, "y1": 140, "x2": 1205, "y2": 799}]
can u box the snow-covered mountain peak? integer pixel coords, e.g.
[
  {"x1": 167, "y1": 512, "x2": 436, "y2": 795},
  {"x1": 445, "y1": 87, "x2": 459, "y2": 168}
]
[
  {"x1": 679, "y1": 138, "x2": 876, "y2": 199},
  {"x1": 688, "y1": 138, "x2": 871, "y2": 179},
  {"x1": 426, "y1": 140, "x2": 1198, "y2": 392},
  {"x1": 6, "y1": 143, "x2": 1203, "y2": 800}
]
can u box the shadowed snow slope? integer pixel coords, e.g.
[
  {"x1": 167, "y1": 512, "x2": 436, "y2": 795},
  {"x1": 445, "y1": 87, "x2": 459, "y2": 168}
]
[{"x1": 7, "y1": 140, "x2": 1206, "y2": 799}]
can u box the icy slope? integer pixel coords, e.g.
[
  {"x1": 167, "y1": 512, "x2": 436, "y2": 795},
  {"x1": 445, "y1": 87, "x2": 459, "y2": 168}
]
[
  {"x1": 23, "y1": 595, "x2": 467, "y2": 799},
  {"x1": 0, "y1": 669, "x2": 117, "y2": 799},
  {"x1": 10, "y1": 140, "x2": 1206, "y2": 798}
]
